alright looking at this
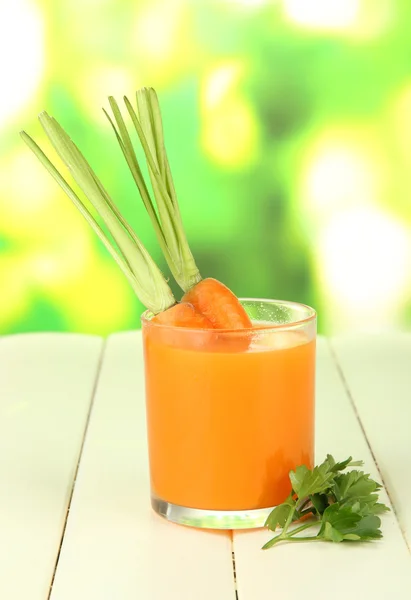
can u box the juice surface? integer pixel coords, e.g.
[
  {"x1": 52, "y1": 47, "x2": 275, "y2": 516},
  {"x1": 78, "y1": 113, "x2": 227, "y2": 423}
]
[{"x1": 143, "y1": 327, "x2": 315, "y2": 511}]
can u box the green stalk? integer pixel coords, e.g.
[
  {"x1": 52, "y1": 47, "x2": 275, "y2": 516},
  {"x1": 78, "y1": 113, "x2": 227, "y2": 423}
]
[
  {"x1": 103, "y1": 100, "x2": 173, "y2": 271},
  {"x1": 21, "y1": 114, "x2": 175, "y2": 315},
  {"x1": 262, "y1": 520, "x2": 320, "y2": 550},
  {"x1": 105, "y1": 87, "x2": 202, "y2": 292}
]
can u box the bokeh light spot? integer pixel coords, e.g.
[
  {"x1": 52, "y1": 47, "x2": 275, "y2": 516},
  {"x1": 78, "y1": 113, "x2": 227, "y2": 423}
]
[
  {"x1": 78, "y1": 66, "x2": 136, "y2": 123},
  {"x1": 282, "y1": 0, "x2": 393, "y2": 38},
  {"x1": 202, "y1": 99, "x2": 258, "y2": 167},
  {"x1": 283, "y1": 0, "x2": 360, "y2": 30},
  {"x1": 299, "y1": 126, "x2": 387, "y2": 225},
  {"x1": 130, "y1": 0, "x2": 193, "y2": 85},
  {"x1": 133, "y1": 2, "x2": 180, "y2": 60},
  {"x1": 318, "y1": 207, "x2": 411, "y2": 328},
  {"x1": 203, "y1": 63, "x2": 243, "y2": 110},
  {"x1": 28, "y1": 236, "x2": 94, "y2": 293},
  {"x1": 201, "y1": 63, "x2": 258, "y2": 167},
  {"x1": 0, "y1": 0, "x2": 44, "y2": 128},
  {"x1": 0, "y1": 149, "x2": 56, "y2": 216}
]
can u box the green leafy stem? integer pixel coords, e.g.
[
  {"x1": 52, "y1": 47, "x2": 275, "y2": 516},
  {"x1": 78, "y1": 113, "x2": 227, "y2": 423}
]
[{"x1": 263, "y1": 455, "x2": 390, "y2": 549}]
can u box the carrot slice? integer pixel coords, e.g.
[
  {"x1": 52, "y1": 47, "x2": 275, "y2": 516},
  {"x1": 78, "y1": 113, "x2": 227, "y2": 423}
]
[
  {"x1": 152, "y1": 302, "x2": 213, "y2": 328},
  {"x1": 148, "y1": 302, "x2": 213, "y2": 350},
  {"x1": 182, "y1": 278, "x2": 252, "y2": 330}
]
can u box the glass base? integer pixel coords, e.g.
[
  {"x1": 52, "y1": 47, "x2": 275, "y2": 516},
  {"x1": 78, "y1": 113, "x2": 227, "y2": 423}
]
[{"x1": 151, "y1": 494, "x2": 275, "y2": 529}]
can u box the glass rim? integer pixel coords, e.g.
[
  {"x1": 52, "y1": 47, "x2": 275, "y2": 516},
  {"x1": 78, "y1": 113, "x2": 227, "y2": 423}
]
[{"x1": 141, "y1": 297, "x2": 316, "y2": 334}]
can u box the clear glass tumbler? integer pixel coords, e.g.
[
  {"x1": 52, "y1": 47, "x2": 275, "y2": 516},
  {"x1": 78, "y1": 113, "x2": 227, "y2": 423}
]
[{"x1": 141, "y1": 298, "x2": 316, "y2": 529}]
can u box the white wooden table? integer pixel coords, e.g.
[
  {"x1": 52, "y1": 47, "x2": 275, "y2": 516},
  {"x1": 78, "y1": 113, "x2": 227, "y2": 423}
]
[{"x1": 1, "y1": 332, "x2": 410, "y2": 599}]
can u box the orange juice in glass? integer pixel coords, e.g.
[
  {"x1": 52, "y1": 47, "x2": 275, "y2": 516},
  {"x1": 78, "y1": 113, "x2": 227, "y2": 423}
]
[{"x1": 142, "y1": 298, "x2": 316, "y2": 529}]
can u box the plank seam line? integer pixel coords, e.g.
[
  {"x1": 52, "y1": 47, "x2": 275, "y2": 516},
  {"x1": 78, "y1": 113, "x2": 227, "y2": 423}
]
[
  {"x1": 230, "y1": 531, "x2": 239, "y2": 600},
  {"x1": 328, "y1": 339, "x2": 410, "y2": 554},
  {"x1": 47, "y1": 338, "x2": 107, "y2": 598}
]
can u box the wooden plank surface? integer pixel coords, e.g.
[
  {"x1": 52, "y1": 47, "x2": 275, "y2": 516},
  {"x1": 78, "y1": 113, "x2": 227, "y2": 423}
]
[
  {"x1": 331, "y1": 332, "x2": 411, "y2": 549},
  {"x1": 233, "y1": 337, "x2": 411, "y2": 600},
  {"x1": 0, "y1": 333, "x2": 103, "y2": 600},
  {"x1": 50, "y1": 332, "x2": 236, "y2": 600}
]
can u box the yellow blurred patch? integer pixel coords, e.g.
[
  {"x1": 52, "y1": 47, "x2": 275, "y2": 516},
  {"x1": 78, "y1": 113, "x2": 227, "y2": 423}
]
[
  {"x1": 130, "y1": 0, "x2": 198, "y2": 86},
  {"x1": 390, "y1": 83, "x2": 411, "y2": 170},
  {"x1": 77, "y1": 65, "x2": 137, "y2": 124},
  {"x1": 26, "y1": 234, "x2": 95, "y2": 294},
  {"x1": 61, "y1": 258, "x2": 137, "y2": 335},
  {"x1": 1, "y1": 146, "x2": 136, "y2": 335},
  {"x1": 0, "y1": 147, "x2": 93, "y2": 248},
  {"x1": 201, "y1": 62, "x2": 259, "y2": 168}
]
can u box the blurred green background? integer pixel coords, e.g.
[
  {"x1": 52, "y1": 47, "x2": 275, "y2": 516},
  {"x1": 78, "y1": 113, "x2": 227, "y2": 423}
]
[{"x1": 1, "y1": 0, "x2": 410, "y2": 336}]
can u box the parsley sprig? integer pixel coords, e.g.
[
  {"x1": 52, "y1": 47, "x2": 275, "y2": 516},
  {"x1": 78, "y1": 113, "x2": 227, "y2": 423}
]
[{"x1": 263, "y1": 455, "x2": 390, "y2": 549}]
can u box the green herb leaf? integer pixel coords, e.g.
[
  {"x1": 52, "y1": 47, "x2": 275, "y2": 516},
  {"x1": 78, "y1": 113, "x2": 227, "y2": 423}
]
[
  {"x1": 348, "y1": 515, "x2": 383, "y2": 540},
  {"x1": 263, "y1": 455, "x2": 389, "y2": 550},
  {"x1": 322, "y1": 521, "x2": 344, "y2": 543},
  {"x1": 319, "y1": 505, "x2": 383, "y2": 542},
  {"x1": 310, "y1": 493, "x2": 330, "y2": 516},
  {"x1": 341, "y1": 495, "x2": 389, "y2": 517},
  {"x1": 371, "y1": 503, "x2": 391, "y2": 515},
  {"x1": 320, "y1": 503, "x2": 362, "y2": 532},
  {"x1": 290, "y1": 460, "x2": 335, "y2": 499},
  {"x1": 327, "y1": 455, "x2": 363, "y2": 472},
  {"x1": 265, "y1": 496, "x2": 295, "y2": 531},
  {"x1": 333, "y1": 470, "x2": 380, "y2": 501}
]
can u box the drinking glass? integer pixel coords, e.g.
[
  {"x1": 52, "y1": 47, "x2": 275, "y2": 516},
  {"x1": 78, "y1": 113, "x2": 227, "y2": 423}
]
[{"x1": 141, "y1": 298, "x2": 316, "y2": 529}]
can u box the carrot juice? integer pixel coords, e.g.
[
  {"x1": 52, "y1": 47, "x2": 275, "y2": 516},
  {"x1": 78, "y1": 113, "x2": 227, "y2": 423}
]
[{"x1": 142, "y1": 299, "x2": 316, "y2": 529}]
